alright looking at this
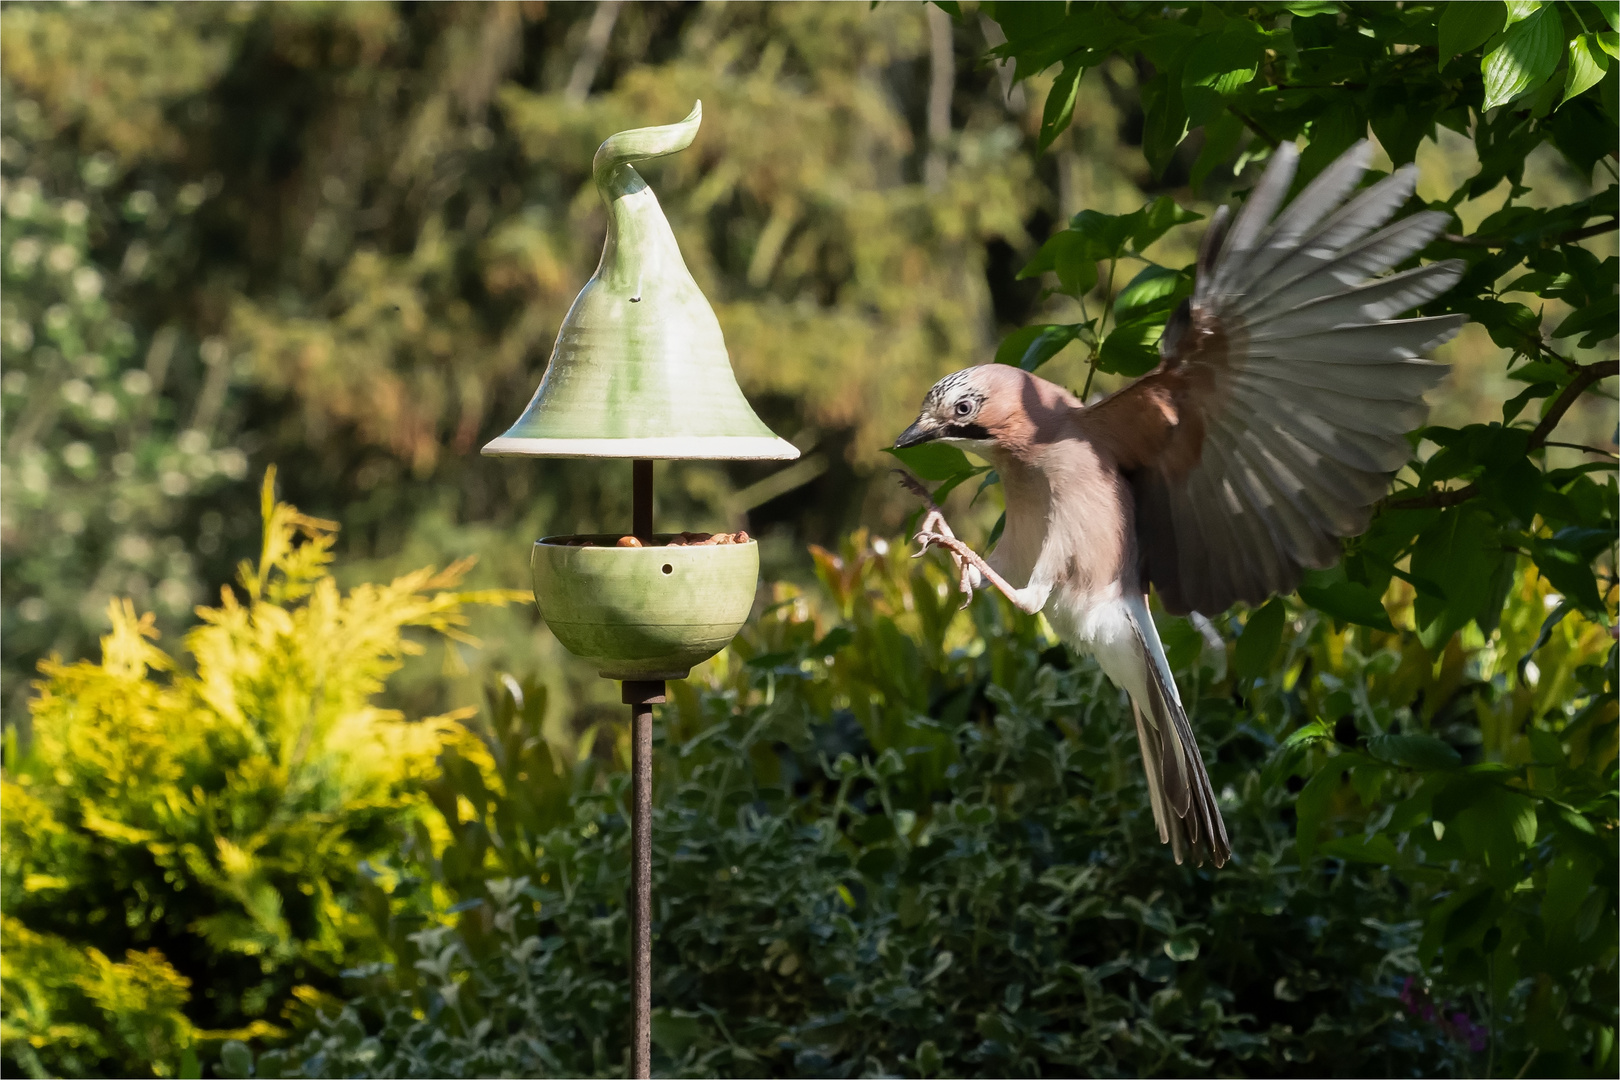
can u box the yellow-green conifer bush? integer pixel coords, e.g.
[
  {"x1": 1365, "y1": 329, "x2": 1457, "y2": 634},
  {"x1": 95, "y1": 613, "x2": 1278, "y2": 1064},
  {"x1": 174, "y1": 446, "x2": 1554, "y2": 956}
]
[{"x1": 0, "y1": 470, "x2": 524, "y2": 1078}]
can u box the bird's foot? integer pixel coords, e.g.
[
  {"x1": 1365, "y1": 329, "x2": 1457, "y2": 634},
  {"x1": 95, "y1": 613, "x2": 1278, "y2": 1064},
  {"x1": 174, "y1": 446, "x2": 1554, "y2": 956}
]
[
  {"x1": 897, "y1": 470, "x2": 977, "y2": 609},
  {"x1": 911, "y1": 530, "x2": 1040, "y2": 614},
  {"x1": 912, "y1": 520, "x2": 978, "y2": 609}
]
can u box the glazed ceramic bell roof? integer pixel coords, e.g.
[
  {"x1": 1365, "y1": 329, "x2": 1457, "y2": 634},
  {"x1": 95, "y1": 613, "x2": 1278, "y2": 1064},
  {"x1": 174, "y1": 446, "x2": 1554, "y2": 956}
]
[{"x1": 483, "y1": 102, "x2": 798, "y2": 461}]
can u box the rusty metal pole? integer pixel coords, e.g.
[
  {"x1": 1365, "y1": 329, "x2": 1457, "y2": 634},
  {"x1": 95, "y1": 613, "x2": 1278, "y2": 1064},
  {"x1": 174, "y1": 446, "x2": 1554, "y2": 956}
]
[{"x1": 626, "y1": 458, "x2": 656, "y2": 1079}]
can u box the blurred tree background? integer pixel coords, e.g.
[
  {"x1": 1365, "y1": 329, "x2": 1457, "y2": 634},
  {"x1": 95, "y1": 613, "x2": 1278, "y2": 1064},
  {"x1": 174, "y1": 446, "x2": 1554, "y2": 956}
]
[
  {"x1": 0, "y1": 0, "x2": 1052, "y2": 729},
  {"x1": 1, "y1": 1, "x2": 1616, "y2": 1077}
]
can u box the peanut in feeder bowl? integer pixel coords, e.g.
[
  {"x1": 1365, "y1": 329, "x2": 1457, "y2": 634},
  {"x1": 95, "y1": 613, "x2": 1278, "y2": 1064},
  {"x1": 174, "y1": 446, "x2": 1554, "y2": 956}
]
[{"x1": 531, "y1": 533, "x2": 760, "y2": 680}]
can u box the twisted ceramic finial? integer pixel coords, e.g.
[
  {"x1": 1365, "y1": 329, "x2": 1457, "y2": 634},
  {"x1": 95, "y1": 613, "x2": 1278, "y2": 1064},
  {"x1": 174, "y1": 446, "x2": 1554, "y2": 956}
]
[{"x1": 593, "y1": 100, "x2": 702, "y2": 200}]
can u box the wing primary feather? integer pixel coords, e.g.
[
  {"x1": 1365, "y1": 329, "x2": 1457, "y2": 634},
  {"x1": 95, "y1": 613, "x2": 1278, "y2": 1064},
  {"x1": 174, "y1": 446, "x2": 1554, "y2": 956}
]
[
  {"x1": 1240, "y1": 356, "x2": 1446, "y2": 404},
  {"x1": 1238, "y1": 211, "x2": 1450, "y2": 317},
  {"x1": 1244, "y1": 261, "x2": 1465, "y2": 338},
  {"x1": 1225, "y1": 139, "x2": 1372, "y2": 295},
  {"x1": 1209, "y1": 144, "x2": 1300, "y2": 300},
  {"x1": 1194, "y1": 205, "x2": 1232, "y2": 305},
  {"x1": 1248, "y1": 313, "x2": 1468, "y2": 362}
]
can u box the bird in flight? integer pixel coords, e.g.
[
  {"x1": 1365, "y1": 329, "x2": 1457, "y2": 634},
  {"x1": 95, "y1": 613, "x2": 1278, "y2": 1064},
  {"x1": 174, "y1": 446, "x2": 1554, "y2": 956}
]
[{"x1": 895, "y1": 140, "x2": 1465, "y2": 867}]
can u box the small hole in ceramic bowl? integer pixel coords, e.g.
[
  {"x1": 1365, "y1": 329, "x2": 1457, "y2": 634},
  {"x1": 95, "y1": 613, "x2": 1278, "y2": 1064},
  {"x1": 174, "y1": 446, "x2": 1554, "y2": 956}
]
[{"x1": 661, "y1": 564, "x2": 673, "y2": 575}]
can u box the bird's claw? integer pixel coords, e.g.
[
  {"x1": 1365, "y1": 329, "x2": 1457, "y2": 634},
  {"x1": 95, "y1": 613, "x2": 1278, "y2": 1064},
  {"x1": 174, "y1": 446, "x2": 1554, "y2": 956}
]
[
  {"x1": 900, "y1": 477, "x2": 974, "y2": 603},
  {"x1": 914, "y1": 521, "x2": 976, "y2": 605}
]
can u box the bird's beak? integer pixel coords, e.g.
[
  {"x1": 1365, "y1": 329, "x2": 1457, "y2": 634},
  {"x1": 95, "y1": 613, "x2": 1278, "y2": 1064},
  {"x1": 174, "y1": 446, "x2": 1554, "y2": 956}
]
[{"x1": 893, "y1": 417, "x2": 938, "y2": 448}]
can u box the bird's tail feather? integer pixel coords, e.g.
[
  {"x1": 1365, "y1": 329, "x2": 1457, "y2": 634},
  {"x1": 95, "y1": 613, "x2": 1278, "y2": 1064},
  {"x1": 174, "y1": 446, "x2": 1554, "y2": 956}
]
[
  {"x1": 1139, "y1": 648, "x2": 1229, "y2": 867},
  {"x1": 1125, "y1": 596, "x2": 1231, "y2": 867}
]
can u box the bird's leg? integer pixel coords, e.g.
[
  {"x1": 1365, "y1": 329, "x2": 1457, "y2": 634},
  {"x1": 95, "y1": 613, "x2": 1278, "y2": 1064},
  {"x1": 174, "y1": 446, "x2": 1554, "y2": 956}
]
[{"x1": 912, "y1": 529, "x2": 1045, "y2": 614}]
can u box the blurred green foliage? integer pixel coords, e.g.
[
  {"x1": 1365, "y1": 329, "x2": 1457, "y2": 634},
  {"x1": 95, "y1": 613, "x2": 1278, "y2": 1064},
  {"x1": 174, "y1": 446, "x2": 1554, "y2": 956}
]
[
  {"x1": 234, "y1": 532, "x2": 1612, "y2": 1078},
  {"x1": 0, "y1": 1, "x2": 1054, "y2": 721},
  {"x1": 0, "y1": 472, "x2": 521, "y2": 1077}
]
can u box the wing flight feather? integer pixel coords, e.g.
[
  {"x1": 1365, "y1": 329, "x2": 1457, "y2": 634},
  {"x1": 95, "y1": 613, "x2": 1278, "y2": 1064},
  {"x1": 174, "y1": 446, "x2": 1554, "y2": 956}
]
[{"x1": 1081, "y1": 139, "x2": 1464, "y2": 615}]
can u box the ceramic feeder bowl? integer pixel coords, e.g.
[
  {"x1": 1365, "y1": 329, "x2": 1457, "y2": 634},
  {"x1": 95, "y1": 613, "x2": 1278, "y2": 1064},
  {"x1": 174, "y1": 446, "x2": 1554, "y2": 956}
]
[{"x1": 531, "y1": 535, "x2": 759, "y2": 680}]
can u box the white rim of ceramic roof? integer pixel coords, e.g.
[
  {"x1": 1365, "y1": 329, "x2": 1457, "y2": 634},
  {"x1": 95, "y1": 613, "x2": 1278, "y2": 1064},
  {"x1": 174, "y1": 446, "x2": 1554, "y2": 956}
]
[{"x1": 481, "y1": 435, "x2": 800, "y2": 460}]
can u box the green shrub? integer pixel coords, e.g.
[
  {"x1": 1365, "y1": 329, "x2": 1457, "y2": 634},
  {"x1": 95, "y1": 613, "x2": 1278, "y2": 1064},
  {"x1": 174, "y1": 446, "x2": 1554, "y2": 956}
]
[
  {"x1": 0, "y1": 472, "x2": 522, "y2": 1078},
  {"x1": 258, "y1": 532, "x2": 1614, "y2": 1078}
]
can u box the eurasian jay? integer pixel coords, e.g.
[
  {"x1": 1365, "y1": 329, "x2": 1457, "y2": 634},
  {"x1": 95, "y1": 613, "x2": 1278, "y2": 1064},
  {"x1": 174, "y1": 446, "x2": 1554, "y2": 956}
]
[{"x1": 895, "y1": 140, "x2": 1465, "y2": 867}]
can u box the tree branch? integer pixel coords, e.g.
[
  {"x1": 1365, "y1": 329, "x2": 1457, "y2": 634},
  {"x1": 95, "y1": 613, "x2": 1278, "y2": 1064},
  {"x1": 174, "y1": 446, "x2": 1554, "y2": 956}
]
[
  {"x1": 1443, "y1": 218, "x2": 1618, "y2": 248},
  {"x1": 1227, "y1": 106, "x2": 1280, "y2": 150},
  {"x1": 1387, "y1": 359, "x2": 1619, "y2": 510}
]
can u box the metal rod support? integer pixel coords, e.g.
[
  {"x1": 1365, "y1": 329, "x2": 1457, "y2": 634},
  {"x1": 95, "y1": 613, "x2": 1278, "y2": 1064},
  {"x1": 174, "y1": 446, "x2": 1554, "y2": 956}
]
[
  {"x1": 629, "y1": 697, "x2": 653, "y2": 1079},
  {"x1": 633, "y1": 459, "x2": 653, "y2": 540},
  {"x1": 627, "y1": 463, "x2": 657, "y2": 1078},
  {"x1": 621, "y1": 680, "x2": 664, "y2": 1078}
]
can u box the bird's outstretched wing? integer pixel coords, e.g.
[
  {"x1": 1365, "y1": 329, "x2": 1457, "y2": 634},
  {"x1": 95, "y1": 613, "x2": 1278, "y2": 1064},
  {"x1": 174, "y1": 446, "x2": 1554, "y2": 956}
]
[{"x1": 1081, "y1": 140, "x2": 1465, "y2": 616}]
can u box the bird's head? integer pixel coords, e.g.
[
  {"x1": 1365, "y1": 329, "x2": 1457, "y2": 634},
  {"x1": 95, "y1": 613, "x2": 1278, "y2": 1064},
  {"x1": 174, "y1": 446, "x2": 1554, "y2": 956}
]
[
  {"x1": 894, "y1": 364, "x2": 1044, "y2": 457},
  {"x1": 894, "y1": 365, "x2": 1001, "y2": 453}
]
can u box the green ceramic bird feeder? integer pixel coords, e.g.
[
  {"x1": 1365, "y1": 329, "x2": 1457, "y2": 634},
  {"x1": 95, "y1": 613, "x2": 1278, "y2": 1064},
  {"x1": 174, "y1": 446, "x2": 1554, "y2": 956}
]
[
  {"x1": 484, "y1": 99, "x2": 797, "y2": 684},
  {"x1": 481, "y1": 101, "x2": 796, "y2": 1079}
]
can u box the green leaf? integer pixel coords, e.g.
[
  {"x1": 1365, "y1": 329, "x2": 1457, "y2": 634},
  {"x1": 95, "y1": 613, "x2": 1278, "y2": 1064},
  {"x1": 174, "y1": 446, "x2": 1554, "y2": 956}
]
[
  {"x1": 1018, "y1": 231, "x2": 1101, "y2": 296},
  {"x1": 1067, "y1": 209, "x2": 1139, "y2": 260},
  {"x1": 885, "y1": 442, "x2": 974, "y2": 481},
  {"x1": 1182, "y1": 24, "x2": 1266, "y2": 126},
  {"x1": 1504, "y1": 0, "x2": 1543, "y2": 26},
  {"x1": 1279, "y1": 718, "x2": 1332, "y2": 752},
  {"x1": 1542, "y1": 851, "x2": 1597, "y2": 930},
  {"x1": 650, "y1": 1009, "x2": 705, "y2": 1059},
  {"x1": 1055, "y1": 247, "x2": 1100, "y2": 298},
  {"x1": 1297, "y1": 565, "x2": 1394, "y2": 632},
  {"x1": 1140, "y1": 65, "x2": 1190, "y2": 179},
  {"x1": 915, "y1": 1040, "x2": 944, "y2": 1078},
  {"x1": 1410, "y1": 502, "x2": 1504, "y2": 650},
  {"x1": 1440, "y1": 1, "x2": 1507, "y2": 63},
  {"x1": 1163, "y1": 933, "x2": 1200, "y2": 961},
  {"x1": 1114, "y1": 265, "x2": 1186, "y2": 317},
  {"x1": 1530, "y1": 530, "x2": 1608, "y2": 613},
  {"x1": 994, "y1": 323, "x2": 1082, "y2": 371},
  {"x1": 1317, "y1": 833, "x2": 1402, "y2": 864},
  {"x1": 1564, "y1": 33, "x2": 1611, "y2": 104},
  {"x1": 1096, "y1": 317, "x2": 1163, "y2": 377},
  {"x1": 1040, "y1": 59, "x2": 1083, "y2": 153},
  {"x1": 219, "y1": 1041, "x2": 254, "y2": 1080},
  {"x1": 1502, "y1": 380, "x2": 1557, "y2": 422},
  {"x1": 931, "y1": 464, "x2": 992, "y2": 504},
  {"x1": 1233, "y1": 598, "x2": 1286, "y2": 681},
  {"x1": 1131, "y1": 197, "x2": 1201, "y2": 250},
  {"x1": 1296, "y1": 757, "x2": 1356, "y2": 862},
  {"x1": 1477, "y1": 455, "x2": 1544, "y2": 526},
  {"x1": 1597, "y1": 1, "x2": 1620, "y2": 31},
  {"x1": 1518, "y1": 600, "x2": 1573, "y2": 683},
  {"x1": 1552, "y1": 293, "x2": 1619, "y2": 341},
  {"x1": 1441, "y1": 778, "x2": 1539, "y2": 887},
  {"x1": 1191, "y1": 111, "x2": 1244, "y2": 192},
  {"x1": 1483, "y1": 6, "x2": 1563, "y2": 109},
  {"x1": 1366, "y1": 734, "x2": 1463, "y2": 771}
]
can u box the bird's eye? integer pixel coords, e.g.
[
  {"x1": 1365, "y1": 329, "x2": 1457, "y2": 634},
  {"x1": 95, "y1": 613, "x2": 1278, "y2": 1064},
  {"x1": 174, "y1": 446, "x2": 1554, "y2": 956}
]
[{"x1": 954, "y1": 399, "x2": 974, "y2": 417}]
